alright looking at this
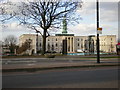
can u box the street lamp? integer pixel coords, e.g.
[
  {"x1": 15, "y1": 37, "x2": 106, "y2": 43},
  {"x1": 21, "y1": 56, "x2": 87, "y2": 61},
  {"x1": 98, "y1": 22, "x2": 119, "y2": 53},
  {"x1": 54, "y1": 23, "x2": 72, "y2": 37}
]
[
  {"x1": 96, "y1": 0, "x2": 100, "y2": 63},
  {"x1": 36, "y1": 30, "x2": 39, "y2": 54}
]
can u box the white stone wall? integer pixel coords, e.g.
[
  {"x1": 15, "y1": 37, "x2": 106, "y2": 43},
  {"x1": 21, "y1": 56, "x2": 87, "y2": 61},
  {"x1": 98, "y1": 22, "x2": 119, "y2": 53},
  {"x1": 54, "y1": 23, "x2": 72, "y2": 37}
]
[
  {"x1": 74, "y1": 36, "x2": 88, "y2": 52},
  {"x1": 99, "y1": 35, "x2": 116, "y2": 53},
  {"x1": 19, "y1": 34, "x2": 117, "y2": 54},
  {"x1": 46, "y1": 36, "x2": 63, "y2": 53}
]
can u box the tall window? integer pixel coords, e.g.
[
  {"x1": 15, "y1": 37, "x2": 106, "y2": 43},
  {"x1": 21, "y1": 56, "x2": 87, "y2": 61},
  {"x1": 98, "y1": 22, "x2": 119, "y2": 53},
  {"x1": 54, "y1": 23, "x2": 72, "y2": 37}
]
[
  {"x1": 52, "y1": 44, "x2": 54, "y2": 51},
  {"x1": 111, "y1": 38, "x2": 112, "y2": 41},
  {"x1": 56, "y1": 43, "x2": 58, "y2": 47},
  {"x1": 48, "y1": 43, "x2": 50, "y2": 51},
  {"x1": 56, "y1": 38, "x2": 57, "y2": 41},
  {"x1": 40, "y1": 43, "x2": 41, "y2": 47},
  {"x1": 81, "y1": 39, "x2": 83, "y2": 41}
]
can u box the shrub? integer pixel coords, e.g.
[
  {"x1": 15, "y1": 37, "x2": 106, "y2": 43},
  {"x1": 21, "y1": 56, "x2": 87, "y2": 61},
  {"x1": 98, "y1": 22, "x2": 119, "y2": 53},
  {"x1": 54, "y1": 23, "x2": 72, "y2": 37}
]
[{"x1": 44, "y1": 54, "x2": 55, "y2": 58}]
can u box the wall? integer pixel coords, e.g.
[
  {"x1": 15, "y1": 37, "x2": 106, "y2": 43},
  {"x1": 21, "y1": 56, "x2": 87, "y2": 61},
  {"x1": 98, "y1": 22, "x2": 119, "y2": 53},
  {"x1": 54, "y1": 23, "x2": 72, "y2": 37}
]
[{"x1": 19, "y1": 34, "x2": 117, "y2": 54}]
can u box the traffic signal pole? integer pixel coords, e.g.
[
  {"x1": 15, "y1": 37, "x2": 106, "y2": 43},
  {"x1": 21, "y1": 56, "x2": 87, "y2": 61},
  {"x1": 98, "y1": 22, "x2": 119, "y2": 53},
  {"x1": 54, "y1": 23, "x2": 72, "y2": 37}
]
[{"x1": 97, "y1": 0, "x2": 100, "y2": 63}]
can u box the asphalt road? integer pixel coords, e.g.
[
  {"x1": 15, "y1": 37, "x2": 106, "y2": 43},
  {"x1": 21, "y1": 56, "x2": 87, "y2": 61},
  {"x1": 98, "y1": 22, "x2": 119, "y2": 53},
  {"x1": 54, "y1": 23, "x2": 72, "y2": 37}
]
[
  {"x1": 2, "y1": 57, "x2": 119, "y2": 65},
  {"x1": 2, "y1": 67, "x2": 118, "y2": 88},
  {"x1": 2, "y1": 57, "x2": 119, "y2": 70}
]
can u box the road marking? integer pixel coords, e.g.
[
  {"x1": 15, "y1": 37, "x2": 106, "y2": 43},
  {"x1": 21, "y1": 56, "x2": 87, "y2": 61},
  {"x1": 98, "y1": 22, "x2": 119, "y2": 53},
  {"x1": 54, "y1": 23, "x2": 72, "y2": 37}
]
[{"x1": 27, "y1": 64, "x2": 36, "y2": 66}]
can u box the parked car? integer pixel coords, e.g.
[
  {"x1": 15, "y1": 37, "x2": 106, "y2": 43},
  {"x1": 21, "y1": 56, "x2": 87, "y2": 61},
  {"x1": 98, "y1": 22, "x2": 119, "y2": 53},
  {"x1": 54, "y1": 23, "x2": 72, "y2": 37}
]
[{"x1": 116, "y1": 43, "x2": 120, "y2": 55}]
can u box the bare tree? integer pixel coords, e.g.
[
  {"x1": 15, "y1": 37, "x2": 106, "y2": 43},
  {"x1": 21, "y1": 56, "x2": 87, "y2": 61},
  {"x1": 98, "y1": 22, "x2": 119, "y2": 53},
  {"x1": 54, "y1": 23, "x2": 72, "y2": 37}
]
[
  {"x1": 4, "y1": 35, "x2": 17, "y2": 54},
  {"x1": 0, "y1": 0, "x2": 82, "y2": 55}
]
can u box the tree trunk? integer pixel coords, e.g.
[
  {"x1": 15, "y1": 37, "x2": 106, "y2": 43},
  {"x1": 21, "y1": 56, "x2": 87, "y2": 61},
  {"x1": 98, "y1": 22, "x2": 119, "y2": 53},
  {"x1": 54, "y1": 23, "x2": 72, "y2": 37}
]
[{"x1": 42, "y1": 29, "x2": 47, "y2": 55}]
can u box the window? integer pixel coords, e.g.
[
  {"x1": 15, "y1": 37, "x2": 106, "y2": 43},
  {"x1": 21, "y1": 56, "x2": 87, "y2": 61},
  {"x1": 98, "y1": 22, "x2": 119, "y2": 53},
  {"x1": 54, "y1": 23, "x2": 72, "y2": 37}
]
[
  {"x1": 78, "y1": 38, "x2": 79, "y2": 41},
  {"x1": 78, "y1": 43, "x2": 79, "y2": 46},
  {"x1": 52, "y1": 44, "x2": 54, "y2": 51},
  {"x1": 40, "y1": 43, "x2": 41, "y2": 47},
  {"x1": 111, "y1": 38, "x2": 112, "y2": 41},
  {"x1": 56, "y1": 43, "x2": 58, "y2": 47},
  {"x1": 56, "y1": 38, "x2": 57, "y2": 41},
  {"x1": 81, "y1": 39, "x2": 83, "y2": 41},
  {"x1": 48, "y1": 43, "x2": 50, "y2": 51}
]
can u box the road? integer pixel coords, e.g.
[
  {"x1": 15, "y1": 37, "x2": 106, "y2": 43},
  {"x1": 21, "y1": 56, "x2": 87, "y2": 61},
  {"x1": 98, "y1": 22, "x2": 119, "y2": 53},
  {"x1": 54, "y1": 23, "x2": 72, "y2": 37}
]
[
  {"x1": 2, "y1": 67, "x2": 118, "y2": 88},
  {"x1": 2, "y1": 57, "x2": 119, "y2": 64},
  {"x1": 2, "y1": 58, "x2": 119, "y2": 70}
]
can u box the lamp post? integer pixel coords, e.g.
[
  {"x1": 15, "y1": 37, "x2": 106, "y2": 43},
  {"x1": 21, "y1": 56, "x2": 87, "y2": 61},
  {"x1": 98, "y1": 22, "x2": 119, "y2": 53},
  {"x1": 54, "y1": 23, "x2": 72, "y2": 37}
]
[
  {"x1": 36, "y1": 31, "x2": 39, "y2": 54},
  {"x1": 96, "y1": 0, "x2": 100, "y2": 63}
]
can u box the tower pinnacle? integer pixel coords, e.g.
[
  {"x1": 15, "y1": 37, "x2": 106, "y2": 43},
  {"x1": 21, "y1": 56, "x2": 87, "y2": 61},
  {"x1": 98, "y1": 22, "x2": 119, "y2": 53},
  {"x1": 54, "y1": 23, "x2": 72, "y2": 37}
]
[{"x1": 62, "y1": 15, "x2": 67, "y2": 34}]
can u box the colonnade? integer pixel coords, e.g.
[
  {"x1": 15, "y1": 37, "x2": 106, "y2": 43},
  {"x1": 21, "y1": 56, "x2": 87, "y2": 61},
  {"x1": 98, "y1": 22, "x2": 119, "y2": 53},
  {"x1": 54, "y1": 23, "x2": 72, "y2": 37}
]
[{"x1": 66, "y1": 37, "x2": 74, "y2": 53}]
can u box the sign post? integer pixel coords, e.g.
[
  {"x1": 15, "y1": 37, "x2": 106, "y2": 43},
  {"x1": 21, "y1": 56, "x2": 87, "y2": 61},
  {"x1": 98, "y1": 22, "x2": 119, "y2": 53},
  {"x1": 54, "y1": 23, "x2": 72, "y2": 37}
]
[
  {"x1": 96, "y1": 0, "x2": 100, "y2": 63},
  {"x1": 97, "y1": 28, "x2": 102, "y2": 34}
]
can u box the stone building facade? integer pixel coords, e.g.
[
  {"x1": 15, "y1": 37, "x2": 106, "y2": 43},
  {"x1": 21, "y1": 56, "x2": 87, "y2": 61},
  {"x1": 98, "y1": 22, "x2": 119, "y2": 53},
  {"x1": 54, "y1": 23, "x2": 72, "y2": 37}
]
[{"x1": 19, "y1": 34, "x2": 116, "y2": 54}]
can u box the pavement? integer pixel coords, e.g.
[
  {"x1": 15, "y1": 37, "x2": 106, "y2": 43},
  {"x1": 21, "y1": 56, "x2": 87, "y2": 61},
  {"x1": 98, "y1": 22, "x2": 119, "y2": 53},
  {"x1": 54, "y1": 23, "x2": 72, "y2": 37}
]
[{"x1": 1, "y1": 55, "x2": 120, "y2": 72}]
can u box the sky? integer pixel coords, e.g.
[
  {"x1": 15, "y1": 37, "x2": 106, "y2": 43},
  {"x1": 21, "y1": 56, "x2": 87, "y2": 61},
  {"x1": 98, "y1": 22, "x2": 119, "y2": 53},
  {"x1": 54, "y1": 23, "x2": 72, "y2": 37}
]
[{"x1": 0, "y1": 0, "x2": 119, "y2": 42}]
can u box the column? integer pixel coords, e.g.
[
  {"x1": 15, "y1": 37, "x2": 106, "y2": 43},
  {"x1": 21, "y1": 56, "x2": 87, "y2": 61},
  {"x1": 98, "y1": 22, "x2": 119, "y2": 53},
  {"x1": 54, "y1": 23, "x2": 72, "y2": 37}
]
[
  {"x1": 72, "y1": 37, "x2": 74, "y2": 52},
  {"x1": 70, "y1": 37, "x2": 72, "y2": 52},
  {"x1": 67, "y1": 37, "x2": 70, "y2": 52},
  {"x1": 71, "y1": 37, "x2": 74, "y2": 52},
  {"x1": 69, "y1": 37, "x2": 71, "y2": 52},
  {"x1": 73, "y1": 37, "x2": 75, "y2": 52},
  {"x1": 67, "y1": 37, "x2": 69, "y2": 52}
]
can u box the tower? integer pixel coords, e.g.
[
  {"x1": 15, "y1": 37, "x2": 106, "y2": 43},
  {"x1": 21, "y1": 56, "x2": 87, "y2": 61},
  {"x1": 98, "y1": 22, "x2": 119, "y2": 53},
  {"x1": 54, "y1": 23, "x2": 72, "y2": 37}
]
[{"x1": 62, "y1": 15, "x2": 67, "y2": 34}]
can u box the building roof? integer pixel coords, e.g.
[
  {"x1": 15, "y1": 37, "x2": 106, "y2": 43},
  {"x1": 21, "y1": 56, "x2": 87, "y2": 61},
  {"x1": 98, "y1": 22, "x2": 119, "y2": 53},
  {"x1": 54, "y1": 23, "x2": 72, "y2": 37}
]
[{"x1": 55, "y1": 34, "x2": 74, "y2": 36}]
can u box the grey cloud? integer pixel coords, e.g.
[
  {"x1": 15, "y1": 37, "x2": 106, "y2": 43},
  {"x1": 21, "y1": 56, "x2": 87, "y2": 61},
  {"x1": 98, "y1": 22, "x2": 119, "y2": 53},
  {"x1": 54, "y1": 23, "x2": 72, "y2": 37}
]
[
  {"x1": 100, "y1": 2, "x2": 118, "y2": 22},
  {"x1": 79, "y1": 2, "x2": 118, "y2": 22}
]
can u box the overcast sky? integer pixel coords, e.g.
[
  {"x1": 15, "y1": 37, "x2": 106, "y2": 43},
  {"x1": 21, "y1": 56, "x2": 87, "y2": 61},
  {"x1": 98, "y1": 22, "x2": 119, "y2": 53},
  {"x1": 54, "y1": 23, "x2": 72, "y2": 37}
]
[{"x1": 1, "y1": 1, "x2": 119, "y2": 42}]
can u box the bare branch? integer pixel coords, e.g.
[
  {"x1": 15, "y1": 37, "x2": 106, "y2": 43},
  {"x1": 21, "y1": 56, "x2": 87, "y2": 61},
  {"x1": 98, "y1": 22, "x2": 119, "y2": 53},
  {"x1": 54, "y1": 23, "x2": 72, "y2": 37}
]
[{"x1": 0, "y1": 1, "x2": 83, "y2": 55}]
